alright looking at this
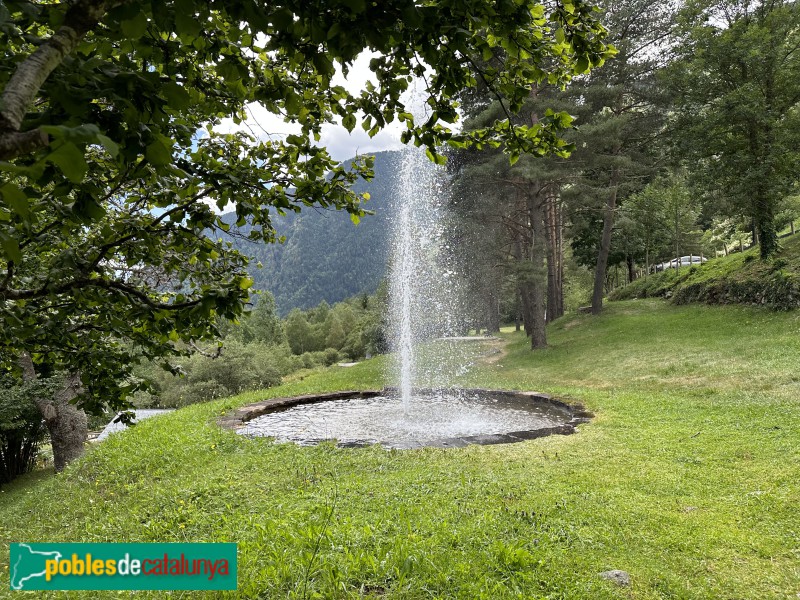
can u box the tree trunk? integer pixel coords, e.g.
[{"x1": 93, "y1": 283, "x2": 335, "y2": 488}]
[
  {"x1": 486, "y1": 286, "x2": 501, "y2": 333},
  {"x1": 19, "y1": 355, "x2": 87, "y2": 473},
  {"x1": 675, "y1": 205, "x2": 680, "y2": 269},
  {"x1": 506, "y1": 183, "x2": 547, "y2": 348},
  {"x1": 756, "y1": 197, "x2": 778, "y2": 258},
  {"x1": 42, "y1": 375, "x2": 88, "y2": 473},
  {"x1": 545, "y1": 191, "x2": 564, "y2": 322},
  {"x1": 512, "y1": 236, "x2": 533, "y2": 337},
  {"x1": 527, "y1": 192, "x2": 547, "y2": 349},
  {"x1": 518, "y1": 283, "x2": 536, "y2": 339},
  {"x1": 627, "y1": 255, "x2": 636, "y2": 284},
  {"x1": 591, "y1": 172, "x2": 619, "y2": 315}
]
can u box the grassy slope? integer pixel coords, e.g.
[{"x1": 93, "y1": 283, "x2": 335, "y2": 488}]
[
  {"x1": 2, "y1": 300, "x2": 800, "y2": 599},
  {"x1": 610, "y1": 233, "x2": 800, "y2": 309}
]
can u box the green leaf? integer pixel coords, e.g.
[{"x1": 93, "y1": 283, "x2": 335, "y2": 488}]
[
  {"x1": 97, "y1": 134, "x2": 119, "y2": 158},
  {"x1": 215, "y1": 59, "x2": 242, "y2": 83},
  {"x1": 342, "y1": 114, "x2": 356, "y2": 133},
  {"x1": 327, "y1": 23, "x2": 342, "y2": 40},
  {"x1": 0, "y1": 231, "x2": 21, "y2": 263},
  {"x1": 0, "y1": 184, "x2": 30, "y2": 219},
  {"x1": 238, "y1": 277, "x2": 254, "y2": 290},
  {"x1": 350, "y1": 213, "x2": 361, "y2": 225},
  {"x1": 48, "y1": 142, "x2": 87, "y2": 183},
  {"x1": 72, "y1": 194, "x2": 107, "y2": 221},
  {"x1": 162, "y1": 82, "x2": 191, "y2": 110},
  {"x1": 0, "y1": 161, "x2": 33, "y2": 175},
  {"x1": 285, "y1": 134, "x2": 305, "y2": 146},
  {"x1": 176, "y1": 8, "x2": 202, "y2": 38},
  {"x1": 41, "y1": 124, "x2": 101, "y2": 143},
  {"x1": 271, "y1": 8, "x2": 294, "y2": 30},
  {"x1": 425, "y1": 147, "x2": 447, "y2": 165},
  {"x1": 312, "y1": 53, "x2": 335, "y2": 76},
  {"x1": 121, "y1": 12, "x2": 148, "y2": 38},
  {"x1": 145, "y1": 139, "x2": 172, "y2": 166},
  {"x1": 341, "y1": 0, "x2": 366, "y2": 12}
]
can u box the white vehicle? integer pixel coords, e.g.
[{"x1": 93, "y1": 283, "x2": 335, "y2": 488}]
[{"x1": 654, "y1": 255, "x2": 708, "y2": 272}]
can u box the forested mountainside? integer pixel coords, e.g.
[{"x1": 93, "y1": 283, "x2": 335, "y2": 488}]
[{"x1": 220, "y1": 150, "x2": 402, "y2": 314}]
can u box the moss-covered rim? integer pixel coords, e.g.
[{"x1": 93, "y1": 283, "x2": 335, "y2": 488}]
[{"x1": 218, "y1": 388, "x2": 594, "y2": 449}]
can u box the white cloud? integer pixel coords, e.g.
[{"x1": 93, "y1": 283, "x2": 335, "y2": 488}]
[
  {"x1": 318, "y1": 120, "x2": 404, "y2": 161},
  {"x1": 215, "y1": 52, "x2": 405, "y2": 162}
]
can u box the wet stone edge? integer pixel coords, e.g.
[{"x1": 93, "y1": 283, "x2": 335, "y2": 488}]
[{"x1": 217, "y1": 388, "x2": 593, "y2": 449}]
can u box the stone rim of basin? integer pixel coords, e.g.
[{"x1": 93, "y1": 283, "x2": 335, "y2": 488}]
[{"x1": 217, "y1": 388, "x2": 593, "y2": 449}]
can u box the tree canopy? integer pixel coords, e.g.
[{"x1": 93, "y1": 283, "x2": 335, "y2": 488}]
[
  {"x1": 0, "y1": 0, "x2": 612, "y2": 415},
  {"x1": 668, "y1": 0, "x2": 800, "y2": 258}
]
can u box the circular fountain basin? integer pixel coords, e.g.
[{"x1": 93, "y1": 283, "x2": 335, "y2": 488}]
[{"x1": 220, "y1": 389, "x2": 592, "y2": 449}]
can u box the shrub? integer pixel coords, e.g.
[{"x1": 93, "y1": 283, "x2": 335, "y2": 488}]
[
  {"x1": 300, "y1": 351, "x2": 327, "y2": 369},
  {"x1": 0, "y1": 376, "x2": 49, "y2": 485},
  {"x1": 153, "y1": 341, "x2": 283, "y2": 408},
  {"x1": 167, "y1": 380, "x2": 229, "y2": 407},
  {"x1": 323, "y1": 348, "x2": 340, "y2": 366}
]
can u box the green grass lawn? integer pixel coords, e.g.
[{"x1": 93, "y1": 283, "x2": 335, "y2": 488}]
[{"x1": 2, "y1": 299, "x2": 800, "y2": 598}]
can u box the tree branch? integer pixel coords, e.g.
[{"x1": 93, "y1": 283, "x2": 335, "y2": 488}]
[
  {"x1": 0, "y1": 0, "x2": 123, "y2": 159},
  {"x1": 0, "y1": 128, "x2": 49, "y2": 160}
]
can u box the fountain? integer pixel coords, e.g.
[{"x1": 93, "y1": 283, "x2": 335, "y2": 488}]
[
  {"x1": 389, "y1": 138, "x2": 457, "y2": 411},
  {"x1": 221, "y1": 139, "x2": 592, "y2": 448}
]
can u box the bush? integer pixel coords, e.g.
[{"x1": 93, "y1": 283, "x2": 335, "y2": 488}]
[
  {"x1": 323, "y1": 348, "x2": 340, "y2": 366},
  {"x1": 0, "y1": 376, "x2": 49, "y2": 485},
  {"x1": 299, "y1": 351, "x2": 326, "y2": 369},
  {"x1": 167, "y1": 380, "x2": 230, "y2": 407},
  {"x1": 151, "y1": 341, "x2": 283, "y2": 408}
]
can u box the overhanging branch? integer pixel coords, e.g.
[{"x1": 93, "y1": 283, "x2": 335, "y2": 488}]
[{"x1": 0, "y1": 0, "x2": 124, "y2": 159}]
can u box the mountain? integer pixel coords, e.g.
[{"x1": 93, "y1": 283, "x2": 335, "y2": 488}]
[{"x1": 221, "y1": 150, "x2": 403, "y2": 314}]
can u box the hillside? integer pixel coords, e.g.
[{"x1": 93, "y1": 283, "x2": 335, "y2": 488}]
[
  {"x1": 221, "y1": 150, "x2": 403, "y2": 314},
  {"x1": 3, "y1": 300, "x2": 799, "y2": 598},
  {"x1": 610, "y1": 232, "x2": 800, "y2": 309}
]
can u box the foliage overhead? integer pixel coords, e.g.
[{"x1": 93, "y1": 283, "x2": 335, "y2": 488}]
[{"x1": 0, "y1": 0, "x2": 612, "y2": 412}]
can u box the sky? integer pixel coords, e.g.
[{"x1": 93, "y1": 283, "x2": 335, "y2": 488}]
[{"x1": 215, "y1": 52, "x2": 406, "y2": 162}]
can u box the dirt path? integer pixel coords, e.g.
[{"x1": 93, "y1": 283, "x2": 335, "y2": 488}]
[{"x1": 476, "y1": 336, "x2": 510, "y2": 365}]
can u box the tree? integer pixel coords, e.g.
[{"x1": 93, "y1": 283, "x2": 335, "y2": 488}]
[
  {"x1": 242, "y1": 293, "x2": 284, "y2": 346},
  {"x1": 619, "y1": 175, "x2": 701, "y2": 275},
  {"x1": 0, "y1": 0, "x2": 611, "y2": 468},
  {"x1": 565, "y1": 0, "x2": 674, "y2": 313},
  {"x1": 668, "y1": 0, "x2": 800, "y2": 258},
  {"x1": 450, "y1": 83, "x2": 580, "y2": 349},
  {"x1": 618, "y1": 183, "x2": 671, "y2": 275},
  {"x1": 284, "y1": 310, "x2": 314, "y2": 356},
  {"x1": 325, "y1": 317, "x2": 347, "y2": 351},
  {"x1": 660, "y1": 177, "x2": 701, "y2": 264}
]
